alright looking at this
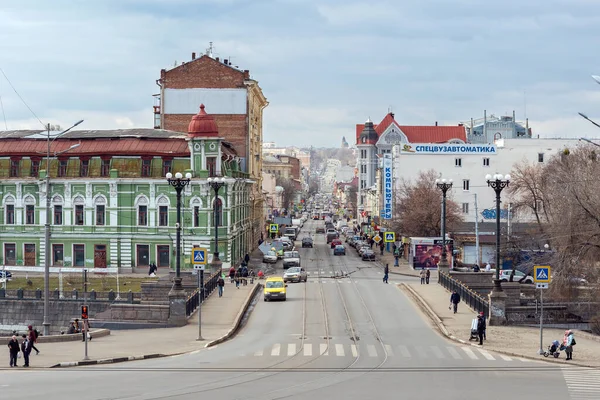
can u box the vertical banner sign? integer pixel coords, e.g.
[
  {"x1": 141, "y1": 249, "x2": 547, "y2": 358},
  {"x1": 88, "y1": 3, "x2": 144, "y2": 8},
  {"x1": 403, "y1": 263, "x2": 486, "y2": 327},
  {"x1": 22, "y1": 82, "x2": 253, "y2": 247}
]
[{"x1": 383, "y1": 154, "x2": 393, "y2": 219}]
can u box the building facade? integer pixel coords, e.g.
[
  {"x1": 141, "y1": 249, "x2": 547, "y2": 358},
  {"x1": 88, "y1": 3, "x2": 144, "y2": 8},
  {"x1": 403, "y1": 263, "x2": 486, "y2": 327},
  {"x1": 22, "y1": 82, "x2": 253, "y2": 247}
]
[
  {"x1": 155, "y1": 50, "x2": 268, "y2": 253},
  {"x1": 0, "y1": 106, "x2": 253, "y2": 271}
]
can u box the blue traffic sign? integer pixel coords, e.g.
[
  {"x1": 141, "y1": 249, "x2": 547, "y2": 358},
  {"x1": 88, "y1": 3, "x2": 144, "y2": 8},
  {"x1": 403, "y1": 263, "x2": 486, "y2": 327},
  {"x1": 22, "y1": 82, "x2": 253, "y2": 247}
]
[
  {"x1": 192, "y1": 248, "x2": 207, "y2": 265},
  {"x1": 534, "y1": 265, "x2": 551, "y2": 283},
  {"x1": 384, "y1": 232, "x2": 396, "y2": 243}
]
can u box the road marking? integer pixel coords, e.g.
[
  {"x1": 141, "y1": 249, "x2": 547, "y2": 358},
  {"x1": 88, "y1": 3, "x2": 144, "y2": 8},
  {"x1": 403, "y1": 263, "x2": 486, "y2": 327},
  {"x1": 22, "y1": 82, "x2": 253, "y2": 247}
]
[
  {"x1": 367, "y1": 344, "x2": 378, "y2": 357},
  {"x1": 287, "y1": 343, "x2": 296, "y2": 356},
  {"x1": 499, "y1": 354, "x2": 512, "y2": 361},
  {"x1": 385, "y1": 344, "x2": 395, "y2": 356},
  {"x1": 320, "y1": 343, "x2": 328, "y2": 356},
  {"x1": 430, "y1": 346, "x2": 445, "y2": 359},
  {"x1": 304, "y1": 344, "x2": 312, "y2": 356},
  {"x1": 477, "y1": 348, "x2": 495, "y2": 360},
  {"x1": 397, "y1": 345, "x2": 411, "y2": 357},
  {"x1": 335, "y1": 344, "x2": 345, "y2": 357},
  {"x1": 271, "y1": 343, "x2": 281, "y2": 356},
  {"x1": 518, "y1": 358, "x2": 531, "y2": 362},
  {"x1": 254, "y1": 349, "x2": 263, "y2": 356},
  {"x1": 461, "y1": 347, "x2": 478, "y2": 360},
  {"x1": 414, "y1": 346, "x2": 429, "y2": 358},
  {"x1": 446, "y1": 346, "x2": 462, "y2": 360},
  {"x1": 351, "y1": 344, "x2": 358, "y2": 357},
  {"x1": 563, "y1": 368, "x2": 600, "y2": 399}
]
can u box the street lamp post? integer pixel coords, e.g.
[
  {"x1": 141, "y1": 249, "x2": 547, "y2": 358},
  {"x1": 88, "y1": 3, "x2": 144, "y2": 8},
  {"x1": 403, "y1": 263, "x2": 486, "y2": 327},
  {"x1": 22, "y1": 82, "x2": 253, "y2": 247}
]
[
  {"x1": 486, "y1": 173, "x2": 511, "y2": 291},
  {"x1": 42, "y1": 120, "x2": 83, "y2": 336},
  {"x1": 435, "y1": 178, "x2": 453, "y2": 276},
  {"x1": 207, "y1": 177, "x2": 226, "y2": 271},
  {"x1": 166, "y1": 172, "x2": 192, "y2": 291}
]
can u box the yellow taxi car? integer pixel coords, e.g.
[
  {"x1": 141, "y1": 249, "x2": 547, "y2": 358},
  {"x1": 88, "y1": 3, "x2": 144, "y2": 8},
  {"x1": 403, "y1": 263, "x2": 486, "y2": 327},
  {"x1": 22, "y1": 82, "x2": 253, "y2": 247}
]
[{"x1": 264, "y1": 276, "x2": 287, "y2": 301}]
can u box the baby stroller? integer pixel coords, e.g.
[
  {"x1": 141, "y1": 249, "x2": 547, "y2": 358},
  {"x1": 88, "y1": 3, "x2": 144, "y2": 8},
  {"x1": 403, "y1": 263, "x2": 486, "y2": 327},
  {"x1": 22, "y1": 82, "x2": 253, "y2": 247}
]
[{"x1": 543, "y1": 340, "x2": 562, "y2": 358}]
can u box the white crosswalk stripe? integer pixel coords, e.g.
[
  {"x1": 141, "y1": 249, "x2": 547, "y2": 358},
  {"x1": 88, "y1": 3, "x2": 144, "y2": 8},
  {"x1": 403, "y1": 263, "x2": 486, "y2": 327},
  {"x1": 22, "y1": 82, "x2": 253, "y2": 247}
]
[
  {"x1": 271, "y1": 344, "x2": 281, "y2": 356},
  {"x1": 367, "y1": 344, "x2": 378, "y2": 357},
  {"x1": 304, "y1": 344, "x2": 312, "y2": 356},
  {"x1": 461, "y1": 347, "x2": 479, "y2": 360},
  {"x1": 351, "y1": 344, "x2": 358, "y2": 357},
  {"x1": 446, "y1": 346, "x2": 462, "y2": 360},
  {"x1": 563, "y1": 368, "x2": 600, "y2": 399},
  {"x1": 335, "y1": 343, "x2": 345, "y2": 357},
  {"x1": 477, "y1": 348, "x2": 496, "y2": 360},
  {"x1": 287, "y1": 343, "x2": 296, "y2": 356},
  {"x1": 398, "y1": 345, "x2": 411, "y2": 358},
  {"x1": 320, "y1": 343, "x2": 328, "y2": 356},
  {"x1": 385, "y1": 344, "x2": 395, "y2": 356}
]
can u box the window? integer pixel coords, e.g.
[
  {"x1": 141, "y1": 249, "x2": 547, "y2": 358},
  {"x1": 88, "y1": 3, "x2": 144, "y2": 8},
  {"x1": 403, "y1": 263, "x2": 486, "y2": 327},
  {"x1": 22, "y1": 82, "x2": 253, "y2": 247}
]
[
  {"x1": 96, "y1": 205, "x2": 105, "y2": 225},
  {"x1": 207, "y1": 157, "x2": 216, "y2": 177},
  {"x1": 58, "y1": 160, "x2": 68, "y2": 177},
  {"x1": 30, "y1": 159, "x2": 40, "y2": 177},
  {"x1": 5, "y1": 205, "x2": 14, "y2": 224},
  {"x1": 138, "y1": 205, "x2": 148, "y2": 226},
  {"x1": 462, "y1": 179, "x2": 470, "y2": 191},
  {"x1": 4, "y1": 243, "x2": 16, "y2": 265},
  {"x1": 9, "y1": 159, "x2": 19, "y2": 177},
  {"x1": 54, "y1": 205, "x2": 63, "y2": 225},
  {"x1": 455, "y1": 158, "x2": 462, "y2": 167},
  {"x1": 52, "y1": 244, "x2": 63, "y2": 266},
  {"x1": 462, "y1": 203, "x2": 469, "y2": 214},
  {"x1": 483, "y1": 158, "x2": 490, "y2": 167},
  {"x1": 538, "y1": 153, "x2": 544, "y2": 163},
  {"x1": 101, "y1": 158, "x2": 111, "y2": 177},
  {"x1": 159, "y1": 206, "x2": 168, "y2": 226},
  {"x1": 360, "y1": 150, "x2": 367, "y2": 158},
  {"x1": 73, "y1": 244, "x2": 85, "y2": 267},
  {"x1": 162, "y1": 159, "x2": 172, "y2": 176},
  {"x1": 193, "y1": 206, "x2": 200, "y2": 227},
  {"x1": 213, "y1": 198, "x2": 223, "y2": 226},
  {"x1": 26, "y1": 205, "x2": 35, "y2": 225},
  {"x1": 141, "y1": 159, "x2": 151, "y2": 177},
  {"x1": 80, "y1": 159, "x2": 89, "y2": 177},
  {"x1": 74, "y1": 205, "x2": 84, "y2": 225}
]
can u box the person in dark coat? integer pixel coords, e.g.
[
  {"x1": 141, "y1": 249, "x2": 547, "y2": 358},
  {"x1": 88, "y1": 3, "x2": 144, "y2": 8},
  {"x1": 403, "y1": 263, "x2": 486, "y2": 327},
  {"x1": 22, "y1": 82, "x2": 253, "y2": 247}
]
[
  {"x1": 217, "y1": 276, "x2": 225, "y2": 297},
  {"x1": 477, "y1": 313, "x2": 486, "y2": 345},
  {"x1": 425, "y1": 268, "x2": 431, "y2": 284},
  {"x1": 7, "y1": 335, "x2": 19, "y2": 367},
  {"x1": 21, "y1": 334, "x2": 30, "y2": 367},
  {"x1": 450, "y1": 291, "x2": 461, "y2": 314},
  {"x1": 244, "y1": 253, "x2": 250, "y2": 265},
  {"x1": 27, "y1": 325, "x2": 39, "y2": 355},
  {"x1": 383, "y1": 264, "x2": 389, "y2": 284}
]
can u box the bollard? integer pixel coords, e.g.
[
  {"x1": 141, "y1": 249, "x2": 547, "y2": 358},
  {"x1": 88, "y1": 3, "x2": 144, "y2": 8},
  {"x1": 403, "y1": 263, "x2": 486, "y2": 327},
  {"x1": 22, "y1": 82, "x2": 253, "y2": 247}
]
[
  {"x1": 0, "y1": 288, "x2": 5, "y2": 298},
  {"x1": 89, "y1": 289, "x2": 97, "y2": 301},
  {"x1": 72, "y1": 289, "x2": 78, "y2": 299},
  {"x1": 17, "y1": 288, "x2": 24, "y2": 299},
  {"x1": 36, "y1": 288, "x2": 42, "y2": 299},
  {"x1": 108, "y1": 290, "x2": 115, "y2": 301},
  {"x1": 54, "y1": 288, "x2": 60, "y2": 299},
  {"x1": 127, "y1": 290, "x2": 133, "y2": 303}
]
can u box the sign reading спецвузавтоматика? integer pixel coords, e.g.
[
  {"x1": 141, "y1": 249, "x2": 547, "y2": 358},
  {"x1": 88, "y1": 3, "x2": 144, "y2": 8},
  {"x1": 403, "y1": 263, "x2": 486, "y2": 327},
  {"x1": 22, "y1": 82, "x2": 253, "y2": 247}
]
[{"x1": 400, "y1": 144, "x2": 497, "y2": 155}]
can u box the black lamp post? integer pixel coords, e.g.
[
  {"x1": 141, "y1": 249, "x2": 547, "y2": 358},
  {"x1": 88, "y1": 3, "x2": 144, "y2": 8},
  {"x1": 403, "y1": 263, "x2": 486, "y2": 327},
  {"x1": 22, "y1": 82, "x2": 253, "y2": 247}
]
[
  {"x1": 166, "y1": 171, "x2": 192, "y2": 291},
  {"x1": 435, "y1": 178, "x2": 453, "y2": 275},
  {"x1": 207, "y1": 177, "x2": 226, "y2": 265},
  {"x1": 486, "y1": 173, "x2": 511, "y2": 291}
]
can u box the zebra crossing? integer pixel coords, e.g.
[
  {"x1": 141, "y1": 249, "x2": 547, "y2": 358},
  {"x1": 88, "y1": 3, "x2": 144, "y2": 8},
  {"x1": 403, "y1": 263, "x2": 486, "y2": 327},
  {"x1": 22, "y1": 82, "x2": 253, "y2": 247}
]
[
  {"x1": 247, "y1": 342, "x2": 533, "y2": 363},
  {"x1": 562, "y1": 367, "x2": 600, "y2": 399}
]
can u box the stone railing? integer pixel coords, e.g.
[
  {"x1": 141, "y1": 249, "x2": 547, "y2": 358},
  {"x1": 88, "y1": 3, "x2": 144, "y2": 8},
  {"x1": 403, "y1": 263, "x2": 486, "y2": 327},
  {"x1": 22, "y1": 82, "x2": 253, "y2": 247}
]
[{"x1": 0, "y1": 288, "x2": 140, "y2": 303}]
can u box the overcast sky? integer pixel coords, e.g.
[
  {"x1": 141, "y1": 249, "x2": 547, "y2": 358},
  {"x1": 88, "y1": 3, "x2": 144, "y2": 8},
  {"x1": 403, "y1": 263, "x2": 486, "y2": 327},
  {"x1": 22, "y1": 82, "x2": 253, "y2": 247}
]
[{"x1": 1, "y1": 0, "x2": 600, "y2": 147}]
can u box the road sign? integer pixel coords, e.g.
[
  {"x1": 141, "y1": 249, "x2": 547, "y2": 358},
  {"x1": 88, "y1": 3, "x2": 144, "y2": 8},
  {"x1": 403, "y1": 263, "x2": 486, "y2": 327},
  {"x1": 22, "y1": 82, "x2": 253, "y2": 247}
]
[
  {"x1": 269, "y1": 224, "x2": 279, "y2": 233},
  {"x1": 536, "y1": 283, "x2": 549, "y2": 289},
  {"x1": 384, "y1": 232, "x2": 396, "y2": 243},
  {"x1": 373, "y1": 235, "x2": 381, "y2": 244},
  {"x1": 534, "y1": 265, "x2": 551, "y2": 283},
  {"x1": 192, "y1": 247, "x2": 207, "y2": 265}
]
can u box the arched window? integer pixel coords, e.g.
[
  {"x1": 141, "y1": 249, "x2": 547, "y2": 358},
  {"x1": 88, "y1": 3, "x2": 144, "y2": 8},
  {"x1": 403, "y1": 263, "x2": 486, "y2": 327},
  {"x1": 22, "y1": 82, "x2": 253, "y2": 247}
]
[{"x1": 213, "y1": 198, "x2": 223, "y2": 227}]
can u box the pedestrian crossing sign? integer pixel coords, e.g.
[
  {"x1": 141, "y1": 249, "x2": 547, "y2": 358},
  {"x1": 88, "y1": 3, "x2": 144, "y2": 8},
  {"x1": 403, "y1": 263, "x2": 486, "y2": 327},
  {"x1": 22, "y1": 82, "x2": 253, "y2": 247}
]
[
  {"x1": 384, "y1": 232, "x2": 395, "y2": 243},
  {"x1": 534, "y1": 265, "x2": 551, "y2": 283},
  {"x1": 270, "y1": 224, "x2": 279, "y2": 233},
  {"x1": 192, "y1": 247, "x2": 207, "y2": 266}
]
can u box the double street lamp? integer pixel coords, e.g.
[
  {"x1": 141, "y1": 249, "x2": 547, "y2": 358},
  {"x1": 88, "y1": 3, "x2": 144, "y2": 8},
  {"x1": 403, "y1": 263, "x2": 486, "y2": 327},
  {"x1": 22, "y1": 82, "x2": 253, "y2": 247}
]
[
  {"x1": 207, "y1": 177, "x2": 226, "y2": 267},
  {"x1": 166, "y1": 172, "x2": 192, "y2": 291},
  {"x1": 42, "y1": 120, "x2": 84, "y2": 336},
  {"x1": 486, "y1": 173, "x2": 511, "y2": 291},
  {"x1": 435, "y1": 178, "x2": 453, "y2": 274}
]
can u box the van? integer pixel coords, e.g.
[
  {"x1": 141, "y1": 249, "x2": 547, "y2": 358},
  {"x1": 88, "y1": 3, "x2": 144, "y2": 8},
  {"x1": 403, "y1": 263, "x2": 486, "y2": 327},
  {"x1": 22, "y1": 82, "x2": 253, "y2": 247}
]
[{"x1": 264, "y1": 277, "x2": 287, "y2": 301}]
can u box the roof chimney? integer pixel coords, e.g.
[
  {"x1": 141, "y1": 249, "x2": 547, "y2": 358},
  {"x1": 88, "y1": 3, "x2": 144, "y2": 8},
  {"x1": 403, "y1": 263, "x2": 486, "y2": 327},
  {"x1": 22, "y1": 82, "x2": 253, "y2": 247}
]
[
  {"x1": 192, "y1": 52, "x2": 196, "y2": 60},
  {"x1": 435, "y1": 121, "x2": 438, "y2": 126},
  {"x1": 216, "y1": 57, "x2": 220, "y2": 62},
  {"x1": 224, "y1": 59, "x2": 228, "y2": 65}
]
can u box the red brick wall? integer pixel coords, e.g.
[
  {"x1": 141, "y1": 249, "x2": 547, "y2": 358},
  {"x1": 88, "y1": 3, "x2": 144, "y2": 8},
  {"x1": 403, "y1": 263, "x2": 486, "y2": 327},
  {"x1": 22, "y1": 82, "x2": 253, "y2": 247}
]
[
  {"x1": 160, "y1": 55, "x2": 249, "y2": 89},
  {"x1": 290, "y1": 157, "x2": 300, "y2": 180}
]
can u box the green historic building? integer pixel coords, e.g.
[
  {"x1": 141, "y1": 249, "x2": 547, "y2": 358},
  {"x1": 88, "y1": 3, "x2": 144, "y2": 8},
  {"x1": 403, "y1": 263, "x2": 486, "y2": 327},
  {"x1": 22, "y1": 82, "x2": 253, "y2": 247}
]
[{"x1": 0, "y1": 104, "x2": 253, "y2": 272}]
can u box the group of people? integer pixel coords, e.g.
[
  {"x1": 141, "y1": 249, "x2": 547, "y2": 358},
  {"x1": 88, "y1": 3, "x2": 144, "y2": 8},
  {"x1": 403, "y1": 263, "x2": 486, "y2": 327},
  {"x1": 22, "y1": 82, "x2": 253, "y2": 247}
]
[
  {"x1": 7, "y1": 325, "x2": 39, "y2": 367},
  {"x1": 419, "y1": 268, "x2": 431, "y2": 284}
]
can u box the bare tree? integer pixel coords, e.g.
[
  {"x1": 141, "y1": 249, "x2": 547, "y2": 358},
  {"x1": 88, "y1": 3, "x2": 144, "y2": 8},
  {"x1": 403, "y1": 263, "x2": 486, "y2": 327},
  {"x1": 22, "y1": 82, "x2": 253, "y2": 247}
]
[
  {"x1": 507, "y1": 159, "x2": 550, "y2": 232},
  {"x1": 276, "y1": 177, "x2": 297, "y2": 212}
]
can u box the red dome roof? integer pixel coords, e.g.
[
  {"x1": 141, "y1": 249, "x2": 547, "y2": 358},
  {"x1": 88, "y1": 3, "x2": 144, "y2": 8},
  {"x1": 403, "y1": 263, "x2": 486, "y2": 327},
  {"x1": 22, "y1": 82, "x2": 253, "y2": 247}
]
[{"x1": 188, "y1": 104, "x2": 219, "y2": 137}]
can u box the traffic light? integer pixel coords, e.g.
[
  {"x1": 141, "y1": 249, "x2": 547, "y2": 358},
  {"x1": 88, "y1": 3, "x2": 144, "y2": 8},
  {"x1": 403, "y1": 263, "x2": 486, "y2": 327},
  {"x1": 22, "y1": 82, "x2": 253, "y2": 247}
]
[{"x1": 81, "y1": 305, "x2": 89, "y2": 320}]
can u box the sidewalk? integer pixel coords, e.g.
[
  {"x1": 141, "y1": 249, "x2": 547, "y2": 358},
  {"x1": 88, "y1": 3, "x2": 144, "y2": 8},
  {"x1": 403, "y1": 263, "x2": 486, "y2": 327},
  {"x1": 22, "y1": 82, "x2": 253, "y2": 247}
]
[
  {"x1": 401, "y1": 280, "x2": 600, "y2": 367},
  {"x1": 14, "y1": 281, "x2": 259, "y2": 368},
  {"x1": 377, "y1": 251, "x2": 421, "y2": 277}
]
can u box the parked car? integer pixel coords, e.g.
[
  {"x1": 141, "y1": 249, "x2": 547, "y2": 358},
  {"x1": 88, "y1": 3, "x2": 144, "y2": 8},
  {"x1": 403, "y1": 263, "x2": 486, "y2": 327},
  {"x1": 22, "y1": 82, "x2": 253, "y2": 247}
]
[
  {"x1": 499, "y1": 269, "x2": 534, "y2": 284},
  {"x1": 333, "y1": 245, "x2": 346, "y2": 256},
  {"x1": 262, "y1": 250, "x2": 278, "y2": 264},
  {"x1": 316, "y1": 226, "x2": 325, "y2": 234},
  {"x1": 0, "y1": 270, "x2": 12, "y2": 280},
  {"x1": 358, "y1": 245, "x2": 370, "y2": 256},
  {"x1": 330, "y1": 238, "x2": 342, "y2": 248},
  {"x1": 283, "y1": 266, "x2": 307, "y2": 283},
  {"x1": 301, "y1": 237, "x2": 314, "y2": 248},
  {"x1": 362, "y1": 249, "x2": 376, "y2": 261}
]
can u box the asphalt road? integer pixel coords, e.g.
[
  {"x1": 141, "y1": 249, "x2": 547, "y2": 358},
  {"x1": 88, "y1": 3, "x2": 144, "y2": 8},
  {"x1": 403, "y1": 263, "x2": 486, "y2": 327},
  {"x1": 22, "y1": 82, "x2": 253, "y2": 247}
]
[{"x1": 0, "y1": 221, "x2": 586, "y2": 399}]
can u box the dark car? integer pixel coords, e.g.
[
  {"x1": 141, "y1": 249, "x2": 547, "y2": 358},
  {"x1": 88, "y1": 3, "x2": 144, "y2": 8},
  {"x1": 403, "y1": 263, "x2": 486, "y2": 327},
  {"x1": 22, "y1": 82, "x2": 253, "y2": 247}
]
[
  {"x1": 0, "y1": 270, "x2": 12, "y2": 279},
  {"x1": 316, "y1": 227, "x2": 325, "y2": 234},
  {"x1": 362, "y1": 249, "x2": 376, "y2": 261},
  {"x1": 333, "y1": 245, "x2": 346, "y2": 256},
  {"x1": 301, "y1": 237, "x2": 314, "y2": 248}
]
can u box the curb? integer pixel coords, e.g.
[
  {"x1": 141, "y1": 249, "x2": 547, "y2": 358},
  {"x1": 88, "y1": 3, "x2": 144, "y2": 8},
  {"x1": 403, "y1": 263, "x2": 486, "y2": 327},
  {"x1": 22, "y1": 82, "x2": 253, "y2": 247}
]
[
  {"x1": 399, "y1": 282, "x2": 599, "y2": 368},
  {"x1": 375, "y1": 260, "x2": 420, "y2": 278},
  {"x1": 204, "y1": 283, "x2": 262, "y2": 348},
  {"x1": 51, "y1": 353, "x2": 168, "y2": 368}
]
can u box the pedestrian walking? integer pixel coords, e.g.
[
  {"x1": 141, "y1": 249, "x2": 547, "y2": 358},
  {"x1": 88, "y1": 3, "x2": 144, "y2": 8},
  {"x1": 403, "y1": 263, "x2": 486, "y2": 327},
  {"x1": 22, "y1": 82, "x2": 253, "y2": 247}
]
[
  {"x1": 564, "y1": 330, "x2": 576, "y2": 360},
  {"x1": 229, "y1": 266, "x2": 236, "y2": 283},
  {"x1": 20, "y1": 334, "x2": 30, "y2": 367},
  {"x1": 379, "y1": 241, "x2": 384, "y2": 255},
  {"x1": 394, "y1": 249, "x2": 399, "y2": 267},
  {"x1": 425, "y1": 268, "x2": 431, "y2": 284},
  {"x1": 27, "y1": 325, "x2": 39, "y2": 355},
  {"x1": 7, "y1": 335, "x2": 19, "y2": 367},
  {"x1": 383, "y1": 264, "x2": 389, "y2": 284},
  {"x1": 477, "y1": 313, "x2": 486, "y2": 345},
  {"x1": 235, "y1": 270, "x2": 241, "y2": 289},
  {"x1": 244, "y1": 253, "x2": 250, "y2": 265},
  {"x1": 420, "y1": 269, "x2": 426, "y2": 284},
  {"x1": 449, "y1": 290, "x2": 461, "y2": 314},
  {"x1": 479, "y1": 312, "x2": 487, "y2": 340},
  {"x1": 217, "y1": 276, "x2": 225, "y2": 297}
]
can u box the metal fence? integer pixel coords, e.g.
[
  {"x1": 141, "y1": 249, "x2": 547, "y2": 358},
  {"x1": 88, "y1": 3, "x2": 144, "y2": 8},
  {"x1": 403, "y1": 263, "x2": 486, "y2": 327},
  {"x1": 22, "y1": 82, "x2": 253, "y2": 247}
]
[
  {"x1": 439, "y1": 272, "x2": 489, "y2": 317},
  {"x1": 186, "y1": 271, "x2": 220, "y2": 317}
]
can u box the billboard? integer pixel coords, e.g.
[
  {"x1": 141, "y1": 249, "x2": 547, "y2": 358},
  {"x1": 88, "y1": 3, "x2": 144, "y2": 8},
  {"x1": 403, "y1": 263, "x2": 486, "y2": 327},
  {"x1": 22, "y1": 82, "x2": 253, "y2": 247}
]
[
  {"x1": 383, "y1": 154, "x2": 393, "y2": 219},
  {"x1": 400, "y1": 143, "x2": 496, "y2": 155},
  {"x1": 410, "y1": 238, "x2": 454, "y2": 270}
]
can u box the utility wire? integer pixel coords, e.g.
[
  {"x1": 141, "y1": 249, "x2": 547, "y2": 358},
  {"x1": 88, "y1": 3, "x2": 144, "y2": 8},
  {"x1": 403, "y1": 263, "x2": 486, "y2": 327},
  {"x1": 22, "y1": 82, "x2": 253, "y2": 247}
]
[{"x1": 0, "y1": 67, "x2": 45, "y2": 128}]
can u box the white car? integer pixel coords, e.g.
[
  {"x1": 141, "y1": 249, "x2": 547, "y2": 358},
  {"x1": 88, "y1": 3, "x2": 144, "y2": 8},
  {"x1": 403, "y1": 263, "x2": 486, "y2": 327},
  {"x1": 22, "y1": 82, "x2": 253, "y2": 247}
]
[
  {"x1": 499, "y1": 270, "x2": 534, "y2": 284},
  {"x1": 262, "y1": 250, "x2": 278, "y2": 264}
]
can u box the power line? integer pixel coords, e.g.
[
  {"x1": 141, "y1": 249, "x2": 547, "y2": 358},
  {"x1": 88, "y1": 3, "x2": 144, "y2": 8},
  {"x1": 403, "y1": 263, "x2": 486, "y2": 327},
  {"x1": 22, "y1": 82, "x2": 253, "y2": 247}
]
[{"x1": 0, "y1": 67, "x2": 45, "y2": 128}]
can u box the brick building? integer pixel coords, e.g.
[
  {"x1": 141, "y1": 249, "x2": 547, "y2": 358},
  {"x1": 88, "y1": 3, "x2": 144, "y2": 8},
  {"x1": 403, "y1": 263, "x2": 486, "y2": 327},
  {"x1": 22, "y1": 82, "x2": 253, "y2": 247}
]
[{"x1": 155, "y1": 51, "x2": 268, "y2": 250}]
